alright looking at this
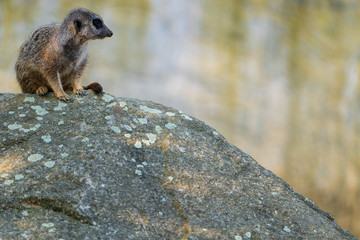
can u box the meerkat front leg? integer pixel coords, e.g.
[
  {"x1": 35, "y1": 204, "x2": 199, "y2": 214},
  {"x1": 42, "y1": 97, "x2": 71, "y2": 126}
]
[
  {"x1": 46, "y1": 71, "x2": 74, "y2": 102},
  {"x1": 73, "y1": 58, "x2": 88, "y2": 96}
]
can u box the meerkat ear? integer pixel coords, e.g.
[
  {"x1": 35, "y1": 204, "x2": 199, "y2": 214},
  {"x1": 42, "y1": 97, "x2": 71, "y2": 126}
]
[{"x1": 74, "y1": 19, "x2": 82, "y2": 33}]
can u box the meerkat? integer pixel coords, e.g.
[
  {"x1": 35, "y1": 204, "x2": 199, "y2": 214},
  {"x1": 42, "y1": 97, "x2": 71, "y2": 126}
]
[{"x1": 15, "y1": 8, "x2": 113, "y2": 102}]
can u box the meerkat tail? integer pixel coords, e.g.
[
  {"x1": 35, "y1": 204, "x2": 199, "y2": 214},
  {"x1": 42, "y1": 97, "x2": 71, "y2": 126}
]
[{"x1": 84, "y1": 82, "x2": 103, "y2": 94}]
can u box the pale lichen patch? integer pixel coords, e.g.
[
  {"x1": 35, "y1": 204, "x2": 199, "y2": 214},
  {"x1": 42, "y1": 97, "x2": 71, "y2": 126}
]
[
  {"x1": 134, "y1": 141, "x2": 142, "y2": 148},
  {"x1": 105, "y1": 116, "x2": 112, "y2": 120},
  {"x1": 28, "y1": 154, "x2": 43, "y2": 162},
  {"x1": 20, "y1": 128, "x2": 30, "y2": 133},
  {"x1": 17, "y1": 123, "x2": 41, "y2": 133},
  {"x1": 138, "y1": 118, "x2": 147, "y2": 124},
  {"x1": 15, "y1": 174, "x2": 24, "y2": 180},
  {"x1": 81, "y1": 137, "x2": 90, "y2": 143},
  {"x1": 54, "y1": 102, "x2": 67, "y2": 111},
  {"x1": 19, "y1": 114, "x2": 26, "y2": 117},
  {"x1": 4, "y1": 179, "x2": 14, "y2": 185},
  {"x1": 135, "y1": 169, "x2": 142, "y2": 176},
  {"x1": 284, "y1": 226, "x2": 291, "y2": 232},
  {"x1": 146, "y1": 133, "x2": 157, "y2": 144},
  {"x1": 132, "y1": 118, "x2": 139, "y2": 124},
  {"x1": 44, "y1": 161, "x2": 56, "y2": 168},
  {"x1": 58, "y1": 121, "x2": 64, "y2": 125},
  {"x1": 36, "y1": 117, "x2": 43, "y2": 121},
  {"x1": 124, "y1": 133, "x2": 131, "y2": 138},
  {"x1": 61, "y1": 153, "x2": 69, "y2": 158},
  {"x1": 102, "y1": 94, "x2": 114, "y2": 102},
  {"x1": 165, "y1": 123, "x2": 177, "y2": 129},
  {"x1": 31, "y1": 105, "x2": 49, "y2": 115},
  {"x1": 18, "y1": 107, "x2": 24, "y2": 110},
  {"x1": 136, "y1": 164, "x2": 144, "y2": 168},
  {"x1": 24, "y1": 97, "x2": 35, "y2": 103},
  {"x1": 31, "y1": 124, "x2": 41, "y2": 131},
  {"x1": 166, "y1": 112, "x2": 176, "y2": 117},
  {"x1": 155, "y1": 125, "x2": 162, "y2": 133},
  {"x1": 119, "y1": 101, "x2": 127, "y2": 107},
  {"x1": 48, "y1": 228, "x2": 56, "y2": 233},
  {"x1": 140, "y1": 105, "x2": 162, "y2": 114},
  {"x1": 21, "y1": 233, "x2": 29, "y2": 238},
  {"x1": 124, "y1": 125, "x2": 132, "y2": 131},
  {"x1": 42, "y1": 223, "x2": 55, "y2": 228},
  {"x1": 106, "y1": 102, "x2": 117, "y2": 108},
  {"x1": 41, "y1": 135, "x2": 52, "y2": 143},
  {"x1": 181, "y1": 114, "x2": 193, "y2": 121},
  {"x1": 1, "y1": 173, "x2": 9, "y2": 178},
  {"x1": 8, "y1": 123, "x2": 22, "y2": 130},
  {"x1": 234, "y1": 236, "x2": 242, "y2": 240},
  {"x1": 111, "y1": 126, "x2": 121, "y2": 133},
  {"x1": 245, "y1": 232, "x2": 251, "y2": 238},
  {"x1": 8, "y1": 111, "x2": 14, "y2": 114},
  {"x1": 168, "y1": 176, "x2": 174, "y2": 182}
]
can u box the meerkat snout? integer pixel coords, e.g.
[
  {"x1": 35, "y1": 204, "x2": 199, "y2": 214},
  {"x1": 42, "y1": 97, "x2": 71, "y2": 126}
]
[{"x1": 91, "y1": 18, "x2": 113, "y2": 38}]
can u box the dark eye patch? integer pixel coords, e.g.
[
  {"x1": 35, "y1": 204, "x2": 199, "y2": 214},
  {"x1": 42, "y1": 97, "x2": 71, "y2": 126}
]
[
  {"x1": 74, "y1": 19, "x2": 82, "y2": 32},
  {"x1": 92, "y1": 18, "x2": 103, "y2": 29}
]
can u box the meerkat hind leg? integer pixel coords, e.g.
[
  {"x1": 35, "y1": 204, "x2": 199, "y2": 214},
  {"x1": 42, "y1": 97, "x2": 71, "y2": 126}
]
[
  {"x1": 35, "y1": 86, "x2": 49, "y2": 96},
  {"x1": 73, "y1": 86, "x2": 87, "y2": 96}
]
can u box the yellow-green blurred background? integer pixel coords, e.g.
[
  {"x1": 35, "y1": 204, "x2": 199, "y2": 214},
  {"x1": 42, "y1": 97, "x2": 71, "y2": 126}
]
[{"x1": 1, "y1": 0, "x2": 359, "y2": 237}]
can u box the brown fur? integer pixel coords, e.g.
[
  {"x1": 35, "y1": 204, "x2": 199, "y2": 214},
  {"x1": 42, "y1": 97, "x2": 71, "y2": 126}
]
[{"x1": 15, "y1": 8, "x2": 112, "y2": 102}]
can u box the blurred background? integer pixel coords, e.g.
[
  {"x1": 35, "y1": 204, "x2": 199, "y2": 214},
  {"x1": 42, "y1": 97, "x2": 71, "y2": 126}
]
[{"x1": 1, "y1": 0, "x2": 360, "y2": 237}]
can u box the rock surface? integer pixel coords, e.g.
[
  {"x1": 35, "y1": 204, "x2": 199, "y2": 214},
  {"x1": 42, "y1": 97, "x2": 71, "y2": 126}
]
[{"x1": 0, "y1": 91, "x2": 356, "y2": 239}]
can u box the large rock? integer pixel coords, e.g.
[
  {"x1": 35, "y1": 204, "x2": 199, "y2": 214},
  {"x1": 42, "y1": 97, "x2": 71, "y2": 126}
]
[{"x1": 0, "y1": 91, "x2": 356, "y2": 239}]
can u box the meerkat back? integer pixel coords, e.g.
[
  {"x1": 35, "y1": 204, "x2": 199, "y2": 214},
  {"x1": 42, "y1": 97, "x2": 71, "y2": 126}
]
[{"x1": 15, "y1": 24, "x2": 58, "y2": 94}]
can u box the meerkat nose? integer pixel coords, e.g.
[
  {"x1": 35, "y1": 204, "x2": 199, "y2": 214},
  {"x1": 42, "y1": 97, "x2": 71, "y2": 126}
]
[{"x1": 108, "y1": 30, "x2": 113, "y2": 37}]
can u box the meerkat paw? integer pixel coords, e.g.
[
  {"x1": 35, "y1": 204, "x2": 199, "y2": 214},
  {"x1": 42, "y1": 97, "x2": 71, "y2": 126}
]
[
  {"x1": 74, "y1": 87, "x2": 87, "y2": 97},
  {"x1": 59, "y1": 93, "x2": 75, "y2": 103},
  {"x1": 36, "y1": 86, "x2": 49, "y2": 96}
]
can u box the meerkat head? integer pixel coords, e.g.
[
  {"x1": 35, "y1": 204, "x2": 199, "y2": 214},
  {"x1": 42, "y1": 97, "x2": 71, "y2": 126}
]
[{"x1": 65, "y1": 8, "x2": 113, "y2": 42}]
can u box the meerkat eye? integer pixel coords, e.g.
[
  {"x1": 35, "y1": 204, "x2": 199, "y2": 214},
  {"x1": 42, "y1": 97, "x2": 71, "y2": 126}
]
[
  {"x1": 92, "y1": 18, "x2": 103, "y2": 29},
  {"x1": 74, "y1": 19, "x2": 82, "y2": 32}
]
